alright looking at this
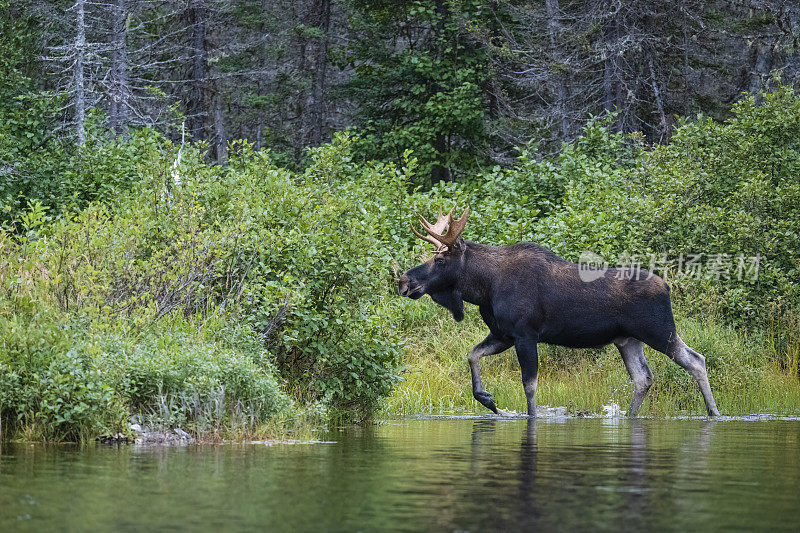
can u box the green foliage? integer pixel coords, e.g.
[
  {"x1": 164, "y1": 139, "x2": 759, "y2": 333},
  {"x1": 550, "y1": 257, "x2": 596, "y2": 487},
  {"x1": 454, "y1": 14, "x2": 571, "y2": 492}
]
[
  {"x1": 0, "y1": 281, "x2": 120, "y2": 440},
  {"x1": 95, "y1": 323, "x2": 289, "y2": 435},
  {"x1": 233, "y1": 142, "x2": 405, "y2": 414},
  {"x1": 0, "y1": 2, "x2": 168, "y2": 226},
  {"x1": 341, "y1": 0, "x2": 505, "y2": 183},
  {"x1": 0, "y1": 293, "x2": 289, "y2": 440},
  {"x1": 0, "y1": 1, "x2": 62, "y2": 225},
  {"x1": 1, "y1": 126, "x2": 166, "y2": 227},
  {"x1": 3, "y1": 87, "x2": 800, "y2": 440},
  {"x1": 532, "y1": 88, "x2": 800, "y2": 320},
  {"x1": 0, "y1": 135, "x2": 407, "y2": 439}
]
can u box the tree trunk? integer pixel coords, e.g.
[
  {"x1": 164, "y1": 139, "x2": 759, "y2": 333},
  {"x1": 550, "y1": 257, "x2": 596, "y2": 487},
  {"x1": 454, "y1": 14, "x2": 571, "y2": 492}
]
[
  {"x1": 431, "y1": 134, "x2": 451, "y2": 184},
  {"x1": 188, "y1": 0, "x2": 207, "y2": 143},
  {"x1": 603, "y1": 35, "x2": 615, "y2": 114},
  {"x1": 546, "y1": 0, "x2": 570, "y2": 140},
  {"x1": 75, "y1": 0, "x2": 86, "y2": 146},
  {"x1": 109, "y1": 0, "x2": 130, "y2": 136},
  {"x1": 430, "y1": 0, "x2": 452, "y2": 184},
  {"x1": 648, "y1": 58, "x2": 669, "y2": 143},
  {"x1": 682, "y1": 0, "x2": 691, "y2": 115},
  {"x1": 255, "y1": 81, "x2": 264, "y2": 150},
  {"x1": 307, "y1": 0, "x2": 331, "y2": 147},
  {"x1": 603, "y1": 1, "x2": 622, "y2": 131},
  {"x1": 213, "y1": 85, "x2": 227, "y2": 163},
  {"x1": 748, "y1": 40, "x2": 772, "y2": 101},
  {"x1": 294, "y1": 32, "x2": 307, "y2": 162}
]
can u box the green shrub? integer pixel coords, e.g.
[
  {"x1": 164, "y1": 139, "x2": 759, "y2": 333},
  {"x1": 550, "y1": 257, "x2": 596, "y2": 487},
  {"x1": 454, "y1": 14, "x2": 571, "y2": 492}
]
[
  {"x1": 0, "y1": 303, "x2": 116, "y2": 441},
  {"x1": 1, "y1": 125, "x2": 165, "y2": 226},
  {"x1": 1, "y1": 136, "x2": 406, "y2": 438},
  {"x1": 95, "y1": 322, "x2": 290, "y2": 435}
]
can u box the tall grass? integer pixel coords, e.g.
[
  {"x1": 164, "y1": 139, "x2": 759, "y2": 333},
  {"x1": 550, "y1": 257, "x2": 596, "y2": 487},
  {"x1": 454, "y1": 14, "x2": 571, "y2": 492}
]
[{"x1": 383, "y1": 301, "x2": 800, "y2": 417}]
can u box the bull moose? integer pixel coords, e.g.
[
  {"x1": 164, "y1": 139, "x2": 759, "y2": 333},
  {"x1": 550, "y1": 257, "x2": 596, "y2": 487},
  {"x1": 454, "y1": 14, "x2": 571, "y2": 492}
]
[{"x1": 397, "y1": 206, "x2": 720, "y2": 418}]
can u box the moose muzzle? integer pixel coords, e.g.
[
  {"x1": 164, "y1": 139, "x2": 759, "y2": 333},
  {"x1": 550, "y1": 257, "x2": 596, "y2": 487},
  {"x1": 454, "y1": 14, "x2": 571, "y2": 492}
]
[{"x1": 398, "y1": 275, "x2": 423, "y2": 299}]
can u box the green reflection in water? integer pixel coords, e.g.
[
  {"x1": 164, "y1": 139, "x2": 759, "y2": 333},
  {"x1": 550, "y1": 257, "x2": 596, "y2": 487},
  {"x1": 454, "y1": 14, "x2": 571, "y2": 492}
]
[{"x1": 1, "y1": 418, "x2": 799, "y2": 532}]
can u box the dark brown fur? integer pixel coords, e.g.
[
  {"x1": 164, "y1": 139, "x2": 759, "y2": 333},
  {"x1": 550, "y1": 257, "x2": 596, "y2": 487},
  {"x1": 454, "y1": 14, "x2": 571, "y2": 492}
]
[{"x1": 399, "y1": 240, "x2": 720, "y2": 417}]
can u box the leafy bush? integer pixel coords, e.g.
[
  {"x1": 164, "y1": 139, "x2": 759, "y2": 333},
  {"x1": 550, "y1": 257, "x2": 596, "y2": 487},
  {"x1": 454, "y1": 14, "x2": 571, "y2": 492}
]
[
  {"x1": 0, "y1": 271, "x2": 122, "y2": 439},
  {"x1": 95, "y1": 323, "x2": 289, "y2": 435},
  {"x1": 1, "y1": 135, "x2": 407, "y2": 439},
  {"x1": 1, "y1": 119, "x2": 165, "y2": 226}
]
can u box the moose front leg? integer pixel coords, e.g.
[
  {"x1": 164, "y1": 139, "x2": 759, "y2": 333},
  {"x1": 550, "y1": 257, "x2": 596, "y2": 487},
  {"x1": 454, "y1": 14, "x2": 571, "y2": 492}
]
[
  {"x1": 468, "y1": 334, "x2": 512, "y2": 414},
  {"x1": 515, "y1": 335, "x2": 539, "y2": 417}
]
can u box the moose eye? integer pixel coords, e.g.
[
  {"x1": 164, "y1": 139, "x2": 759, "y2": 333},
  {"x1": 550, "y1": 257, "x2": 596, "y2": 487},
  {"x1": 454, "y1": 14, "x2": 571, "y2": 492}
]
[{"x1": 434, "y1": 256, "x2": 446, "y2": 266}]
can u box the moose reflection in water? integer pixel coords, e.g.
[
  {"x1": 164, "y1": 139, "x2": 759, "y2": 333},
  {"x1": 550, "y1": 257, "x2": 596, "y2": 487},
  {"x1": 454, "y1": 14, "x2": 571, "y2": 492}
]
[
  {"x1": 398, "y1": 206, "x2": 720, "y2": 417},
  {"x1": 463, "y1": 418, "x2": 720, "y2": 532}
]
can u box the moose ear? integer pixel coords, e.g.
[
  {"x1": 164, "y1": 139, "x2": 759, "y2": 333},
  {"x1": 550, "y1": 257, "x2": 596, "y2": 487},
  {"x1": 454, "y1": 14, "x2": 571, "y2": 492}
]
[{"x1": 430, "y1": 289, "x2": 464, "y2": 322}]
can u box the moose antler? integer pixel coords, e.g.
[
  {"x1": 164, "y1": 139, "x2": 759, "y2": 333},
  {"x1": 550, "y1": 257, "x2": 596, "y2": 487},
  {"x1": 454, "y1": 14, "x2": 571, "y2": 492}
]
[{"x1": 410, "y1": 205, "x2": 470, "y2": 252}]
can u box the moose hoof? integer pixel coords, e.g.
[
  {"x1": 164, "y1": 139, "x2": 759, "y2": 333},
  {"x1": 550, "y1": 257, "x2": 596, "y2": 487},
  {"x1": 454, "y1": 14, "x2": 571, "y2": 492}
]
[{"x1": 474, "y1": 391, "x2": 499, "y2": 414}]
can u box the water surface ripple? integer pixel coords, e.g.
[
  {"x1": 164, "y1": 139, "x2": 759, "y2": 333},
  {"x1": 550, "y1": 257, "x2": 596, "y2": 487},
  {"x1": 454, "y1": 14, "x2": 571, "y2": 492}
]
[{"x1": 1, "y1": 417, "x2": 799, "y2": 531}]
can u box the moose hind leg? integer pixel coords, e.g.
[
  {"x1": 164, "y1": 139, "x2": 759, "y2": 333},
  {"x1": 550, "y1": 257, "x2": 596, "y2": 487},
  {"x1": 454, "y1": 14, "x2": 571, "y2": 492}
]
[
  {"x1": 614, "y1": 338, "x2": 653, "y2": 417},
  {"x1": 468, "y1": 334, "x2": 512, "y2": 414},
  {"x1": 515, "y1": 335, "x2": 539, "y2": 418},
  {"x1": 668, "y1": 336, "x2": 720, "y2": 417}
]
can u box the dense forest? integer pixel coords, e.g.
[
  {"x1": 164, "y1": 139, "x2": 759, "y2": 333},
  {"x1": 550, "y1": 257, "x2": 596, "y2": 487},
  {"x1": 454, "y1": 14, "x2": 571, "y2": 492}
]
[
  {"x1": 2, "y1": 0, "x2": 800, "y2": 195},
  {"x1": 2, "y1": 1, "x2": 800, "y2": 441}
]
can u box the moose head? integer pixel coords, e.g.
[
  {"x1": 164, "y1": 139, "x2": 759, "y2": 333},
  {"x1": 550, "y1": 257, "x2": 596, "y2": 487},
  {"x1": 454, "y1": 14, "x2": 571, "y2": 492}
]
[{"x1": 398, "y1": 205, "x2": 470, "y2": 322}]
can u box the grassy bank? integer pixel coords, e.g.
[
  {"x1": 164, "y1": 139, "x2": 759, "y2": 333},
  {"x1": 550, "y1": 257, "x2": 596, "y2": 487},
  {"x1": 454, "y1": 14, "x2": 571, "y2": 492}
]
[{"x1": 383, "y1": 300, "x2": 800, "y2": 417}]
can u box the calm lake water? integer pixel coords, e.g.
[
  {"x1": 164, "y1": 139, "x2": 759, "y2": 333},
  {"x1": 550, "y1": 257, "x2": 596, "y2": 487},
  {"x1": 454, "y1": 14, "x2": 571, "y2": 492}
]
[{"x1": 1, "y1": 415, "x2": 799, "y2": 532}]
